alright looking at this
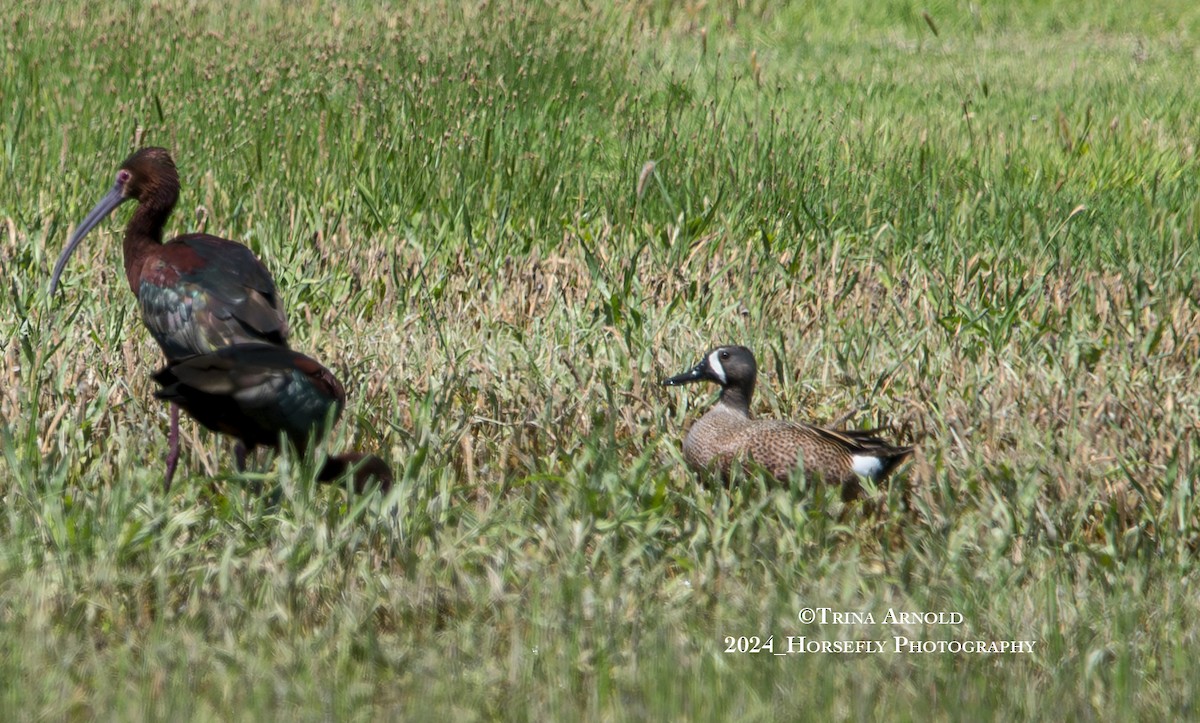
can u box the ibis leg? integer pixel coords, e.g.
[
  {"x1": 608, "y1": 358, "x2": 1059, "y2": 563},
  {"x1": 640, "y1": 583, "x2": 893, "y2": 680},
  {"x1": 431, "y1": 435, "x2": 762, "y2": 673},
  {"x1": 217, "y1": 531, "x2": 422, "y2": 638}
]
[
  {"x1": 163, "y1": 403, "x2": 181, "y2": 493},
  {"x1": 234, "y1": 442, "x2": 248, "y2": 472}
]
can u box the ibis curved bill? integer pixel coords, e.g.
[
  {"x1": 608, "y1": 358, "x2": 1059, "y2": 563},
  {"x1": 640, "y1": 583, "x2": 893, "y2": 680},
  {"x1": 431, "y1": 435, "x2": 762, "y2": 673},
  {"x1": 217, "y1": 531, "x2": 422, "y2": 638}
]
[{"x1": 49, "y1": 181, "x2": 130, "y2": 294}]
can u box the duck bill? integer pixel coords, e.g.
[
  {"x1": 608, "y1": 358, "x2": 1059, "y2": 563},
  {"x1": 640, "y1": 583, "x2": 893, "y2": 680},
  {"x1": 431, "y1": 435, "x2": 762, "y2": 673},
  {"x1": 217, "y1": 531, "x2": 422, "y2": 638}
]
[
  {"x1": 661, "y1": 362, "x2": 706, "y2": 386},
  {"x1": 49, "y1": 182, "x2": 129, "y2": 295}
]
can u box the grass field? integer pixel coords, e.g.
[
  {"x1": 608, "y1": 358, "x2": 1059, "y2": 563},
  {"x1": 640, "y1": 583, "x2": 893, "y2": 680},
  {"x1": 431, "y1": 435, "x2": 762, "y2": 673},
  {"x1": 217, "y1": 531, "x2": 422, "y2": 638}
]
[{"x1": 2, "y1": 0, "x2": 1200, "y2": 718}]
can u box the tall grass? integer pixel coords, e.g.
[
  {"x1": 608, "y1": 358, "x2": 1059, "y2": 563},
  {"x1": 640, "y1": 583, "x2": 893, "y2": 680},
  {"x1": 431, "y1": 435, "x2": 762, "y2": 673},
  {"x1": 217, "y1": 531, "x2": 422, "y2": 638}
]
[{"x1": 1, "y1": 0, "x2": 1199, "y2": 718}]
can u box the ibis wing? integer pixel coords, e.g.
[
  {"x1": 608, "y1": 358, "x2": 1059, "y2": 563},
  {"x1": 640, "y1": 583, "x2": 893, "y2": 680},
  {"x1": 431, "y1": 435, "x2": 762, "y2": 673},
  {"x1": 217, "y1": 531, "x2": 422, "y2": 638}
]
[
  {"x1": 153, "y1": 345, "x2": 344, "y2": 451},
  {"x1": 154, "y1": 348, "x2": 286, "y2": 399},
  {"x1": 180, "y1": 235, "x2": 289, "y2": 343}
]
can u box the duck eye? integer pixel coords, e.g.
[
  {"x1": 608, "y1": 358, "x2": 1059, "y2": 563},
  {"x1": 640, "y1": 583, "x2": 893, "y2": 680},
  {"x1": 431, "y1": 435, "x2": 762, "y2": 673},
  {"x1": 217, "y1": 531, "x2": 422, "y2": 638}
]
[{"x1": 720, "y1": 351, "x2": 729, "y2": 359}]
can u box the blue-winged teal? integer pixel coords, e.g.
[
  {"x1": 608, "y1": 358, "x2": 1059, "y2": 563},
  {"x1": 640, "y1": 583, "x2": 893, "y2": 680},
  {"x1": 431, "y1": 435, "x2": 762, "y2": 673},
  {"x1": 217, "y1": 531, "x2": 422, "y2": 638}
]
[
  {"x1": 662, "y1": 345, "x2": 913, "y2": 500},
  {"x1": 153, "y1": 343, "x2": 391, "y2": 492}
]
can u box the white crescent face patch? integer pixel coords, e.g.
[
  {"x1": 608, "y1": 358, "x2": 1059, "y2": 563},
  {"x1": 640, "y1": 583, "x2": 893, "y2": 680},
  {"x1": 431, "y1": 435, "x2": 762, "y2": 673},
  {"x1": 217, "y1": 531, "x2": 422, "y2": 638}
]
[{"x1": 707, "y1": 349, "x2": 728, "y2": 384}]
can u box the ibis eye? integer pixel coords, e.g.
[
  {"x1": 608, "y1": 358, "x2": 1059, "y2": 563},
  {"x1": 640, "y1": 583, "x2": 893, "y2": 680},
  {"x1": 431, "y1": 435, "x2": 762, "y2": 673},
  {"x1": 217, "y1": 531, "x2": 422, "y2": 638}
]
[{"x1": 116, "y1": 169, "x2": 132, "y2": 185}]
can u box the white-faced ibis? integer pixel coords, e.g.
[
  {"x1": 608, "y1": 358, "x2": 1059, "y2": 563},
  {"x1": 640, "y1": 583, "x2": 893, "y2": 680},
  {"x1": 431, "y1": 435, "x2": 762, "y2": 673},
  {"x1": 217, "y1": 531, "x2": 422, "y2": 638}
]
[
  {"x1": 152, "y1": 343, "x2": 392, "y2": 493},
  {"x1": 50, "y1": 147, "x2": 290, "y2": 490}
]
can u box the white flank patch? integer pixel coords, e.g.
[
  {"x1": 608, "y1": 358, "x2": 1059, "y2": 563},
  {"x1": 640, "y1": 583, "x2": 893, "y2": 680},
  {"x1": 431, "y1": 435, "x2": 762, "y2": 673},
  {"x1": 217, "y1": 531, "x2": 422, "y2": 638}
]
[
  {"x1": 851, "y1": 455, "x2": 884, "y2": 478},
  {"x1": 707, "y1": 350, "x2": 727, "y2": 384}
]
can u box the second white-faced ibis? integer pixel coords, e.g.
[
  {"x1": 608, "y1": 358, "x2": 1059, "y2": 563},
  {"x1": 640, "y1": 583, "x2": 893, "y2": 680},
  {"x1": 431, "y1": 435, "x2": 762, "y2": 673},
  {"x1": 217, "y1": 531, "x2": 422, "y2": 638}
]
[
  {"x1": 49, "y1": 148, "x2": 290, "y2": 490},
  {"x1": 152, "y1": 343, "x2": 392, "y2": 493}
]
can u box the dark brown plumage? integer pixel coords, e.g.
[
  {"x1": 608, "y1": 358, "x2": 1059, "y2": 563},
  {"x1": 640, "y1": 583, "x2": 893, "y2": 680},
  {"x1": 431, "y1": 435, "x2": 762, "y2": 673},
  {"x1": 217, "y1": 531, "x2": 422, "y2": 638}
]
[
  {"x1": 662, "y1": 345, "x2": 913, "y2": 500},
  {"x1": 50, "y1": 148, "x2": 289, "y2": 358},
  {"x1": 317, "y1": 452, "x2": 395, "y2": 494},
  {"x1": 50, "y1": 147, "x2": 290, "y2": 491},
  {"x1": 153, "y1": 344, "x2": 392, "y2": 493}
]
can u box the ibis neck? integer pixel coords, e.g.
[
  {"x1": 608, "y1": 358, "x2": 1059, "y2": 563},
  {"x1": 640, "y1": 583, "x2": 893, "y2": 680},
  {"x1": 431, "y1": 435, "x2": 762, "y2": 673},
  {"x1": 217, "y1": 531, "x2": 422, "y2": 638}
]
[
  {"x1": 123, "y1": 200, "x2": 175, "y2": 294},
  {"x1": 320, "y1": 453, "x2": 393, "y2": 493}
]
